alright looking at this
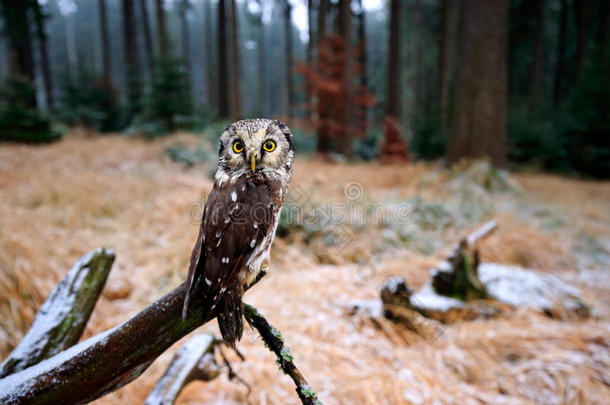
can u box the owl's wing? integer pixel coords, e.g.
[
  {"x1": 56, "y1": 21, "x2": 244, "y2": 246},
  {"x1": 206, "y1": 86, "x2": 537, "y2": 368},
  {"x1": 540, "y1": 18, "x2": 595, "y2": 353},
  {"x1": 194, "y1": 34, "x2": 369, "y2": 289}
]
[
  {"x1": 182, "y1": 206, "x2": 207, "y2": 320},
  {"x1": 182, "y1": 177, "x2": 277, "y2": 320}
]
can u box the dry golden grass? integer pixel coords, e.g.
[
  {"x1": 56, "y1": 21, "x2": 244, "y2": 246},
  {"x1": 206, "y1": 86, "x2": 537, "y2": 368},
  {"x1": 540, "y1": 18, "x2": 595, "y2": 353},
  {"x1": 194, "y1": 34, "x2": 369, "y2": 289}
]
[{"x1": 0, "y1": 132, "x2": 609, "y2": 404}]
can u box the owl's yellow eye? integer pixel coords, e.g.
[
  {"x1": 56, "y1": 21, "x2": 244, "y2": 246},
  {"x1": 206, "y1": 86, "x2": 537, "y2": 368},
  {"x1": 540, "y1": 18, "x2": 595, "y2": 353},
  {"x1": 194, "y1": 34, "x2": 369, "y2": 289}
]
[
  {"x1": 263, "y1": 140, "x2": 276, "y2": 152},
  {"x1": 233, "y1": 140, "x2": 244, "y2": 153}
]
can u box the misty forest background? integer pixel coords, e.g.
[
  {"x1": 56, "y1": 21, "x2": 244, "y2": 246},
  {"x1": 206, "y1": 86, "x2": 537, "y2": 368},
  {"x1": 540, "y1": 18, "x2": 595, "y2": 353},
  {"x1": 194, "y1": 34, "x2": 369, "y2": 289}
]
[{"x1": 0, "y1": 0, "x2": 608, "y2": 177}]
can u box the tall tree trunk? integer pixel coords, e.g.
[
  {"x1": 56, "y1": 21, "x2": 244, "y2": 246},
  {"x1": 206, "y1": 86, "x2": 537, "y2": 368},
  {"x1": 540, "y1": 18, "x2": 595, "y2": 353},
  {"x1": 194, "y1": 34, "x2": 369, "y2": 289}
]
[
  {"x1": 98, "y1": 0, "x2": 112, "y2": 83},
  {"x1": 284, "y1": 0, "x2": 294, "y2": 118},
  {"x1": 32, "y1": 1, "x2": 53, "y2": 109},
  {"x1": 447, "y1": 0, "x2": 508, "y2": 167},
  {"x1": 155, "y1": 0, "x2": 169, "y2": 59},
  {"x1": 386, "y1": 0, "x2": 401, "y2": 120},
  {"x1": 338, "y1": 0, "x2": 353, "y2": 157},
  {"x1": 122, "y1": 0, "x2": 141, "y2": 116},
  {"x1": 438, "y1": 0, "x2": 451, "y2": 127},
  {"x1": 381, "y1": 0, "x2": 408, "y2": 162},
  {"x1": 573, "y1": 0, "x2": 589, "y2": 79},
  {"x1": 179, "y1": 0, "x2": 192, "y2": 99},
  {"x1": 64, "y1": 12, "x2": 77, "y2": 76},
  {"x1": 258, "y1": 14, "x2": 266, "y2": 116},
  {"x1": 597, "y1": 0, "x2": 609, "y2": 51},
  {"x1": 139, "y1": 0, "x2": 155, "y2": 78},
  {"x1": 316, "y1": 0, "x2": 330, "y2": 153},
  {"x1": 357, "y1": 0, "x2": 367, "y2": 134},
  {"x1": 529, "y1": 0, "x2": 545, "y2": 111},
  {"x1": 553, "y1": 0, "x2": 567, "y2": 105},
  {"x1": 305, "y1": 0, "x2": 313, "y2": 120},
  {"x1": 203, "y1": 0, "x2": 215, "y2": 109},
  {"x1": 12, "y1": 4, "x2": 34, "y2": 82},
  {"x1": 1, "y1": 0, "x2": 35, "y2": 107},
  {"x1": 411, "y1": 0, "x2": 422, "y2": 120},
  {"x1": 229, "y1": 0, "x2": 241, "y2": 119},
  {"x1": 217, "y1": 0, "x2": 229, "y2": 118}
]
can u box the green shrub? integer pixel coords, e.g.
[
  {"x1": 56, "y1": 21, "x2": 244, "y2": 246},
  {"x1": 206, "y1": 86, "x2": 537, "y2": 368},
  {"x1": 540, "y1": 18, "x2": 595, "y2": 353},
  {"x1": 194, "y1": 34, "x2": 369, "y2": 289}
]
[
  {"x1": 57, "y1": 70, "x2": 123, "y2": 132},
  {"x1": 165, "y1": 143, "x2": 213, "y2": 167},
  {"x1": 0, "y1": 79, "x2": 61, "y2": 143},
  {"x1": 508, "y1": 47, "x2": 610, "y2": 178},
  {"x1": 410, "y1": 109, "x2": 447, "y2": 160},
  {"x1": 561, "y1": 48, "x2": 610, "y2": 178},
  {"x1": 142, "y1": 58, "x2": 193, "y2": 135},
  {"x1": 354, "y1": 126, "x2": 382, "y2": 161},
  {"x1": 291, "y1": 128, "x2": 317, "y2": 154},
  {"x1": 507, "y1": 103, "x2": 571, "y2": 172}
]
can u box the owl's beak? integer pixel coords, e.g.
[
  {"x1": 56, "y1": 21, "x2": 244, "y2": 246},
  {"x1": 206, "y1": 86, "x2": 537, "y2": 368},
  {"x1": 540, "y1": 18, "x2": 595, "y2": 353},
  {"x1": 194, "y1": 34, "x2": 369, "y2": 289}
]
[{"x1": 250, "y1": 155, "x2": 256, "y2": 173}]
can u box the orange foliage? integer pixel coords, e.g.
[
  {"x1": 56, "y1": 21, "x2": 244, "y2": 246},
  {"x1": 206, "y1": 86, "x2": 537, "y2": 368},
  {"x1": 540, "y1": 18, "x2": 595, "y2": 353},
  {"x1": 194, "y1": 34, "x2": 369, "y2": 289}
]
[
  {"x1": 296, "y1": 34, "x2": 375, "y2": 152},
  {"x1": 380, "y1": 115, "x2": 410, "y2": 163}
]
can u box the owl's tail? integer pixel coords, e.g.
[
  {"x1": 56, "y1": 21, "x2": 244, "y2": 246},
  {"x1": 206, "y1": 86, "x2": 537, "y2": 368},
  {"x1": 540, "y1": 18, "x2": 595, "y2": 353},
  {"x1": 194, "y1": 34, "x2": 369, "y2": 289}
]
[{"x1": 217, "y1": 287, "x2": 244, "y2": 348}]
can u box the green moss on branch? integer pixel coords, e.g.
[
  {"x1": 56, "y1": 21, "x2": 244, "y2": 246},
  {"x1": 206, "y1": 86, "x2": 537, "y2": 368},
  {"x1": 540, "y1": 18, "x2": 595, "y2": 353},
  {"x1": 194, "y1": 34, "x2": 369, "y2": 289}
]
[{"x1": 244, "y1": 303, "x2": 322, "y2": 405}]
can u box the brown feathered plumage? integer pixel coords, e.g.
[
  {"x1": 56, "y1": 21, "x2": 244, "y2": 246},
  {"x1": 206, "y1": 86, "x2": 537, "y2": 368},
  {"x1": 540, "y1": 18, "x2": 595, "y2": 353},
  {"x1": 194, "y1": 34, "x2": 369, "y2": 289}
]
[{"x1": 182, "y1": 119, "x2": 294, "y2": 347}]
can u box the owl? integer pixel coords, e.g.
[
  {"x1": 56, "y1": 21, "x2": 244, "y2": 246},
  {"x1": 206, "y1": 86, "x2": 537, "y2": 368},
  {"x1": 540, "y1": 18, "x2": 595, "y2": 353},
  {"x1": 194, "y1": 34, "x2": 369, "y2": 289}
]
[{"x1": 182, "y1": 119, "x2": 294, "y2": 347}]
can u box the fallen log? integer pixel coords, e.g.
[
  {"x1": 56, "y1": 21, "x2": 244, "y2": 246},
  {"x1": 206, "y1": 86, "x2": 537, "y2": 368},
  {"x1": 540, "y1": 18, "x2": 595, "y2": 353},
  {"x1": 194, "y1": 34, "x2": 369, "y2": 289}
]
[
  {"x1": 143, "y1": 334, "x2": 220, "y2": 405},
  {"x1": 351, "y1": 221, "x2": 500, "y2": 327},
  {"x1": 373, "y1": 220, "x2": 588, "y2": 323},
  {"x1": 378, "y1": 277, "x2": 443, "y2": 339},
  {"x1": 0, "y1": 248, "x2": 115, "y2": 378}
]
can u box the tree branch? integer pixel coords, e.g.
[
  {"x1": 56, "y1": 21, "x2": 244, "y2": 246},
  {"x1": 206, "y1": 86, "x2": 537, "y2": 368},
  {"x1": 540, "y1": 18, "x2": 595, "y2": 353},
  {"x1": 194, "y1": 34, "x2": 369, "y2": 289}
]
[
  {"x1": 0, "y1": 254, "x2": 322, "y2": 405},
  {"x1": 244, "y1": 304, "x2": 322, "y2": 405},
  {"x1": 0, "y1": 273, "x2": 227, "y2": 405},
  {"x1": 0, "y1": 248, "x2": 115, "y2": 378},
  {"x1": 143, "y1": 334, "x2": 220, "y2": 405},
  {"x1": 0, "y1": 266, "x2": 272, "y2": 405}
]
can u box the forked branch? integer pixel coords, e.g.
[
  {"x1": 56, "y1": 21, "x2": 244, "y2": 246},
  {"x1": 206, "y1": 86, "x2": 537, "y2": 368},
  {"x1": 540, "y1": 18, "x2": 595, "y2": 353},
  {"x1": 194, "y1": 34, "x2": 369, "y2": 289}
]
[{"x1": 0, "y1": 266, "x2": 321, "y2": 405}]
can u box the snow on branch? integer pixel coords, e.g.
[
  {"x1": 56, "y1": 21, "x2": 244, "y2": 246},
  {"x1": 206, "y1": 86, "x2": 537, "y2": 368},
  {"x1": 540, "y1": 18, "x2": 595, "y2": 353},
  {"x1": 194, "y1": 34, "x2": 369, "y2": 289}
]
[
  {"x1": 0, "y1": 248, "x2": 115, "y2": 378},
  {"x1": 0, "y1": 259, "x2": 321, "y2": 405},
  {"x1": 143, "y1": 333, "x2": 220, "y2": 405}
]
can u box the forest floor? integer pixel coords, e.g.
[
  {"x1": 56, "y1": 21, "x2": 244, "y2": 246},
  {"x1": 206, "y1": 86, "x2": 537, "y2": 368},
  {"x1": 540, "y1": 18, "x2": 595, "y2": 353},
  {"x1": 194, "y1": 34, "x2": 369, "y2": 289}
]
[{"x1": 1, "y1": 131, "x2": 609, "y2": 405}]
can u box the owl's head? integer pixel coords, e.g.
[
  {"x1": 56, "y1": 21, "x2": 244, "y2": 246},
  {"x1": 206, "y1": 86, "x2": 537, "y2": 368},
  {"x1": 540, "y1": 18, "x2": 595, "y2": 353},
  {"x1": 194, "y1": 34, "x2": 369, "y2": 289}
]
[{"x1": 217, "y1": 119, "x2": 294, "y2": 181}]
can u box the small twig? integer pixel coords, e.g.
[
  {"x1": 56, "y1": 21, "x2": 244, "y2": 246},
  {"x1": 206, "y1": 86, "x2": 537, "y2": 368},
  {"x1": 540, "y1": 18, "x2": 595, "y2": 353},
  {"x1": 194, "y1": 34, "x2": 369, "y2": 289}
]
[
  {"x1": 244, "y1": 304, "x2": 322, "y2": 405},
  {"x1": 218, "y1": 345, "x2": 251, "y2": 397},
  {"x1": 465, "y1": 220, "x2": 497, "y2": 248}
]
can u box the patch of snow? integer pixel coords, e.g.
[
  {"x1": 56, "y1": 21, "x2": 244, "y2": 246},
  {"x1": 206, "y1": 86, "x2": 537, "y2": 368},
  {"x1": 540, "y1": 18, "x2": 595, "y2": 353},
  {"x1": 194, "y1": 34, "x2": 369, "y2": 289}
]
[
  {"x1": 348, "y1": 299, "x2": 383, "y2": 318},
  {"x1": 411, "y1": 283, "x2": 465, "y2": 311},
  {"x1": 0, "y1": 326, "x2": 116, "y2": 403},
  {"x1": 478, "y1": 262, "x2": 584, "y2": 311},
  {"x1": 403, "y1": 390, "x2": 425, "y2": 405},
  {"x1": 383, "y1": 276, "x2": 405, "y2": 294},
  {"x1": 0, "y1": 249, "x2": 107, "y2": 374}
]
